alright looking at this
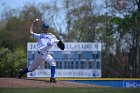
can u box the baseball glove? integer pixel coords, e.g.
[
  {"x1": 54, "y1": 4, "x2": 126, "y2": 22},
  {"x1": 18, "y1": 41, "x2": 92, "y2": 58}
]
[{"x1": 57, "y1": 40, "x2": 65, "y2": 50}]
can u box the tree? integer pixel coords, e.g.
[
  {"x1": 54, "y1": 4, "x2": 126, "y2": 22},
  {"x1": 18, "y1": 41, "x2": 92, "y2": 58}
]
[
  {"x1": 104, "y1": 0, "x2": 140, "y2": 77},
  {"x1": 0, "y1": 3, "x2": 61, "y2": 50},
  {"x1": 0, "y1": 47, "x2": 26, "y2": 77},
  {"x1": 63, "y1": 0, "x2": 98, "y2": 42}
]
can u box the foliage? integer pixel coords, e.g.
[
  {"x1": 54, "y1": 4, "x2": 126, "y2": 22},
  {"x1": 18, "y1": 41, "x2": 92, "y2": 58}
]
[{"x1": 0, "y1": 47, "x2": 26, "y2": 77}]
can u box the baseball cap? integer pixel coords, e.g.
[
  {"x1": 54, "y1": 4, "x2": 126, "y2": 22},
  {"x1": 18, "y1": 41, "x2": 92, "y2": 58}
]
[{"x1": 42, "y1": 22, "x2": 49, "y2": 29}]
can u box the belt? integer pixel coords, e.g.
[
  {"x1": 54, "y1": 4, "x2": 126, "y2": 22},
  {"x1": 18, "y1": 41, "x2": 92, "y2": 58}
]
[{"x1": 37, "y1": 51, "x2": 44, "y2": 55}]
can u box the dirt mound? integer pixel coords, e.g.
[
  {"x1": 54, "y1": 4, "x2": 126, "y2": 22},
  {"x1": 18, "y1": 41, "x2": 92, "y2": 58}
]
[{"x1": 0, "y1": 78, "x2": 103, "y2": 88}]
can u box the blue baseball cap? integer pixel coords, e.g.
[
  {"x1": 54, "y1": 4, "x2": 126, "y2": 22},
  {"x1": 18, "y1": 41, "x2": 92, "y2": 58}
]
[{"x1": 42, "y1": 22, "x2": 49, "y2": 29}]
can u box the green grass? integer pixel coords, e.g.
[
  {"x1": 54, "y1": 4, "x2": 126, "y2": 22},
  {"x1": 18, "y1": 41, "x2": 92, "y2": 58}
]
[{"x1": 0, "y1": 88, "x2": 140, "y2": 93}]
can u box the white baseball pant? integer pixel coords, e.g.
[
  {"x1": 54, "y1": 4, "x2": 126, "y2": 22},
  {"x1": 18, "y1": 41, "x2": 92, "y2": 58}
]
[{"x1": 28, "y1": 51, "x2": 56, "y2": 72}]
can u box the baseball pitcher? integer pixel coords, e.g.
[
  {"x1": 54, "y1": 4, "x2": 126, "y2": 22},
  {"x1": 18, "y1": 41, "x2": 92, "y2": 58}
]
[{"x1": 17, "y1": 19, "x2": 65, "y2": 83}]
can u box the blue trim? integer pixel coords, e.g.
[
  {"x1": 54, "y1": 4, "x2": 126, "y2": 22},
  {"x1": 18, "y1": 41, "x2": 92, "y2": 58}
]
[
  {"x1": 51, "y1": 66, "x2": 55, "y2": 78},
  {"x1": 67, "y1": 80, "x2": 140, "y2": 88}
]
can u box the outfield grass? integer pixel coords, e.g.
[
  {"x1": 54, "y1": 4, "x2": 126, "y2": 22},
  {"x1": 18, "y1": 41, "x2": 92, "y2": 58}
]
[{"x1": 0, "y1": 88, "x2": 140, "y2": 93}]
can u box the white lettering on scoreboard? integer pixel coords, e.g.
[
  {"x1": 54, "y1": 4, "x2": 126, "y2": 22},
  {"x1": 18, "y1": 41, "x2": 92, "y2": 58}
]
[{"x1": 27, "y1": 42, "x2": 101, "y2": 51}]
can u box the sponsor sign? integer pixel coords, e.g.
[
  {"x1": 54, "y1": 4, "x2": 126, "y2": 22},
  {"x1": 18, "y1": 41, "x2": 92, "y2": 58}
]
[
  {"x1": 27, "y1": 69, "x2": 101, "y2": 78},
  {"x1": 123, "y1": 80, "x2": 140, "y2": 88}
]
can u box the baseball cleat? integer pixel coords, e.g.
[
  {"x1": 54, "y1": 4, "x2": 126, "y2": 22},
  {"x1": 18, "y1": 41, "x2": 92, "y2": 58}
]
[
  {"x1": 17, "y1": 69, "x2": 23, "y2": 78},
  {"x1": 50, "y1": 78, "x2": 57, "y2": 83}
]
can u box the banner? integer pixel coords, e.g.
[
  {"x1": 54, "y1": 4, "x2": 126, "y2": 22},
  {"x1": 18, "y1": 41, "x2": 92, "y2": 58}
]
[
  {"x1": 123, "y1": 80, "x2": 140, "y2": 88},
  {"x1": 27, "y1": 69, "x2": 101, "y2": 78},
  {"x1": 27, "y1": 42, "x2": 101, "y2": 51}
]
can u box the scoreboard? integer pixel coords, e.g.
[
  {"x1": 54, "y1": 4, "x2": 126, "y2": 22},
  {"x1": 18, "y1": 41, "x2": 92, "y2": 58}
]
[{"x1": 27, "y1": 42, "x2": 102, "y2": 78}]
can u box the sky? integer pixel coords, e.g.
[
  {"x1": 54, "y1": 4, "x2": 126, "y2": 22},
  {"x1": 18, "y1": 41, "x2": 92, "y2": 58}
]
[
  {"x1": 0, "y1": 0, "x2": 104, "y2": 13},
  {"x1": 0, "y1": 0, "x2": 61, "y2": 13},
  {"x1": 0, "y1": 0, "x2": 50, "y2": 8}
]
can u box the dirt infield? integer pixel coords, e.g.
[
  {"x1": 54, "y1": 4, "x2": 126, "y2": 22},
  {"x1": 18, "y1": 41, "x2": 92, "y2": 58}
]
[{"x1": 0, "y1": 78, "x2": 105, "y2": 88}]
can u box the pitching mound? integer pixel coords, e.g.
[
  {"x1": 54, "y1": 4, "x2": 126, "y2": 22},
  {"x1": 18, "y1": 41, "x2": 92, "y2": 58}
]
[{"x1": 0, "y1": 78, "x2": 105, "y2": 88}]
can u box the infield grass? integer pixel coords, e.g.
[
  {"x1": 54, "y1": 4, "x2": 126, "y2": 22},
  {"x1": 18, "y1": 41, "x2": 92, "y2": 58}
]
[{"x1": 0, "y1": 88, "x2": 140, "y2": 93}]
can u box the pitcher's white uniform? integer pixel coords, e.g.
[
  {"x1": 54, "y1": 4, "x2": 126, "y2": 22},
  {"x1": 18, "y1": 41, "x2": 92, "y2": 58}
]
[
  {"x1": 17, "y1": 20, "x2": 59, "y2": 82},
  {"x1": 28, "y1": 32, "x2": 59, "y2": 72}
]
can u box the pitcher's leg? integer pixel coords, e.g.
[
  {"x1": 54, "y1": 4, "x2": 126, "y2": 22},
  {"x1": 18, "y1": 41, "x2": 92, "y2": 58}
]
[
  {"x1": 45, "y1": 54, "x2": 56, "y2": 83},
  {"x1": 45, "y1": 54, "x2": 56, "y2": 66},
  {"x1": 51, "y1": 66, "x2": 55, "y2": 78},
  {"x1": 18, "y1": 52, "x2": 43, "y2": 78},
  {"x1": 28, "y1": 52, "x2": 43, "y2": 72},
  {"x1": 17, "y1": 68, "x2": 29, "y2": 78}
]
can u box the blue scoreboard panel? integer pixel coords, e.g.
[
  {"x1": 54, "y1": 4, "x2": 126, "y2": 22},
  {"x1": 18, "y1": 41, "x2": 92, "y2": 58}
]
[{"x1": 27, "y1": 42, "x2": 101, "y2": 78}]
